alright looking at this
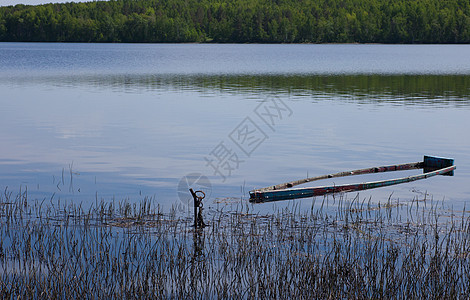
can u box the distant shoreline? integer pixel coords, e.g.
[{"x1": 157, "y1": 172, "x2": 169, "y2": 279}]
[
  {"x1": 1, "y1": 0, "x2": 469, "y2": 44},
  {"x1": 1, "y1": 41, "x2": 469, "y2": 45}
]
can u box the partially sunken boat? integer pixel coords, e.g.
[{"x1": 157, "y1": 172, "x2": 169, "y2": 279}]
[{"x1": 249, "y1": 155, "x2": 455, "y2": 203}]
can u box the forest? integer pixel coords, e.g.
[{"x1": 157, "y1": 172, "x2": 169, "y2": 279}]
[{"x1": 0, "y1": 0, "x2": 469, "y2": 43}]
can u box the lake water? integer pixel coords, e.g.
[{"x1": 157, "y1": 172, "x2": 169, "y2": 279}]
[{"x1": 0, "y1": 43, "x2": 469, "y2": 212}]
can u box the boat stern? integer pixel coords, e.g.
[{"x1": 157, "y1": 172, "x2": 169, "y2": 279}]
[{"x1": 424, "y1": 155, "x2": 455, "y2": 176}]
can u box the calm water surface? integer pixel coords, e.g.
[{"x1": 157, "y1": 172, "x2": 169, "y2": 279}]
[{"x1": 0, "y1": 43, "x2": 469, "y2": 211}]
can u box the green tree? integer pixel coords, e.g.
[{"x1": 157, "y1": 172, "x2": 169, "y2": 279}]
[{"x1": 0, "y1": 0, "x2": 469, "y2": 43}]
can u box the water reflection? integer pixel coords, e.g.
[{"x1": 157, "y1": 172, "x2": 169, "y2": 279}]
[
  {"x1": 1, "y1": 72, "x2": 468, "y2": 212},
  {"x1": 1, "y1": 43, "x2": 469, "y2": 210},
  {"x1": 4, "y1": 74, "x2": 469, "y2": 108}
]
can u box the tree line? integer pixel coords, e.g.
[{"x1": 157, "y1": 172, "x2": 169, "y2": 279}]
[{"x1": 0, "y1": 0, "x2": 469, "y2": 43}]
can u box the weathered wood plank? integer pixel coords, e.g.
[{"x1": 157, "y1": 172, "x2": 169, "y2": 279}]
[
  {"x1": 249, "y1": 156, "x2": 455, "y2": 203},
  {"x1": 254, "y1": 162, "x2": 423, "y2": 193}
]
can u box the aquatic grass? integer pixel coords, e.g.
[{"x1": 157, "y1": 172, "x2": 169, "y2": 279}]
[{"x1": 0, "y1": 188, "x2": 469, "y2": 298}]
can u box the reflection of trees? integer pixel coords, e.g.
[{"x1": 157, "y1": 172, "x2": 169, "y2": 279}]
[{"x1": 54, "y1": 74, "x2": 470, "y2": 107}]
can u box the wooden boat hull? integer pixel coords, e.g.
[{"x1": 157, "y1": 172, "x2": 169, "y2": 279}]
[{"x1": 249, "y1": 156, "x2": 455, "y2": 203}]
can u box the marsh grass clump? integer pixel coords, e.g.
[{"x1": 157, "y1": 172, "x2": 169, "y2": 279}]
[{"x1": 0, "y1": 188, "x2": 469, "y2": 298}]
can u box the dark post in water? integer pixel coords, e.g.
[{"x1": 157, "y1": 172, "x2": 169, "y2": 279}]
[{"x1": 189, "y1": 188, "x2": 206, "y2": 229}]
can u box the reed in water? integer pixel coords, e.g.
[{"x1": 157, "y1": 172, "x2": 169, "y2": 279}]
[{"x1": 0, "y1": 188, "x2": 468, "y2": 298}]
